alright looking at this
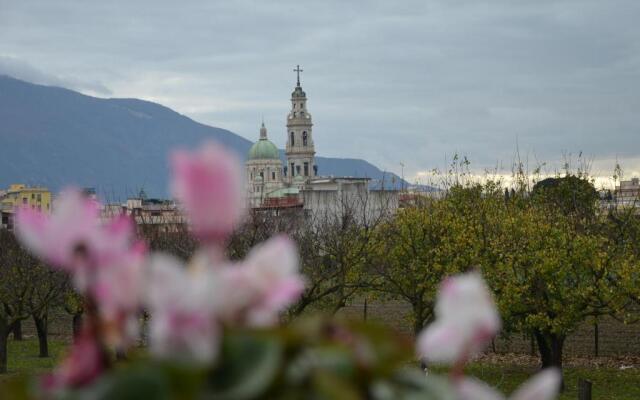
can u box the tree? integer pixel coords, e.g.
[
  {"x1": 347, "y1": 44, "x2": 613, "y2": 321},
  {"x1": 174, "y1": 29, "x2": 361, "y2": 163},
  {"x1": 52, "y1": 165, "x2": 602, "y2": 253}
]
[
  {"x1": 531, "y1": 175, "x2": 598, "y2": 224},
  {"x1": 368, "y1": 186, "x2": 488, "y2": 335},
  {"x1": 484, "y1": 194, "x2": 630, "y2": 383},
  {"x1": 28, "y1": 263, "x2": 67, "y2": 357},
  {"x1": 0, "y1": 230, "x2": 37, "y2": 373},
  {"x1": 290, "y1": 188, "x2": 395, "y2": 316}
]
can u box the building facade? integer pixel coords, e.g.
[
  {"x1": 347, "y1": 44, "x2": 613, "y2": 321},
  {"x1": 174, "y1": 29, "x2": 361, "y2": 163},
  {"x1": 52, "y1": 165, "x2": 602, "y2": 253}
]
[
  {"x1": 285, "y1": 66, "x2": 316, "y2": 187},
  {"x1": 246, "y1": 123, "x2": 285, "y2": 207},
  {"x1": 245, "y1": 66, "x2": 318, "y2": 207},
  {"x1": 0, "y1": 184, "x2": 52, "y2": 229},
  {"x1": 614, "y1": 177, "x2": 640, "y2": 207},
  {"x1": 244, "y1": 67, "x2": 399, "y2": 218}
]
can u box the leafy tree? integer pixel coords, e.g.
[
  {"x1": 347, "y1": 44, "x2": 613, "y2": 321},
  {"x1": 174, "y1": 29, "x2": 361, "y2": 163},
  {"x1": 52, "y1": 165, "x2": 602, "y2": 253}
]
[
  {"x1": 369, "y1": 190, "x2": 481, "y2": 335},
  {"x1": 531, "y1": 175, "x2": 599, "y2": 224},
  {"x1": 484, "y1": 193, "x2": 631, "y2": 381}
]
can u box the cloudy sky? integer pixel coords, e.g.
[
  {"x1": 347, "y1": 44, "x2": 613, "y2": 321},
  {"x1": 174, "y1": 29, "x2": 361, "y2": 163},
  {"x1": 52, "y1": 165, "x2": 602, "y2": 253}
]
[{"x1": 1, "y1": 1, "x2": 639, "y2": 186}]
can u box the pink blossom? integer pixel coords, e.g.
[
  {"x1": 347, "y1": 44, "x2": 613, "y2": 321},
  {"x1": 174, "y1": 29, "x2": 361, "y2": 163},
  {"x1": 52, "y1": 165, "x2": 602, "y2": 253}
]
[
  {"x1": 91, "y1": 240, "x2": 147, "y2": 346},
  {"x1": 171, "y1": 141, "x2": 245, "y2": 242},
  {"x1": 15, "y1": 189, "x2": 101, "y2": 270},
  {"x1": 91, "y1": 238, "x2": 146, "y2": 317},
  {"x1": 42, "y1": 330, "x2": 106, "y2": 392},
  {"x1": 145, "y1": 254, "x2": 220, "y2": 363},
  {"x1": 417, "y1": 272, "x2": 500, "y2": 364},
  {"x1": 215, "y1": 236, "x2": 304, "y2": 326},
  {"x1": 16, "y1": 190, "x2": 147, "y2": 344}
]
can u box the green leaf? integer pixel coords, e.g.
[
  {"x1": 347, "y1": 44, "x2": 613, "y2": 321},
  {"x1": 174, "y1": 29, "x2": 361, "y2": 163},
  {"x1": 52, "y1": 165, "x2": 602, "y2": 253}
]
[
  {"x1": 205, "y1": 333, "x2": 282, "y2": 400},
  {"x1": 311, "y1": 370, "x2": 360, "y2": 400},
  {"x1": 95, "y1": 367, "x2": 169, "y2": 400}
]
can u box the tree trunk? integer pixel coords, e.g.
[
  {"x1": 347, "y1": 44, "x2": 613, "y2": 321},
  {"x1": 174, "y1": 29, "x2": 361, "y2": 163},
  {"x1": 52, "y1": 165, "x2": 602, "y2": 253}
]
[
  {"x1": 0, "y1": 319, "x2": 11, "y2": 374},
  {"x1": 533, "y1": 329, "x2": 565, "y2": 389},
  {"x1": 331, "y1": 298, "x2": 346, "y2": 315},
  {"x1": 12, "y1": 321, "x2": 22, "y2": 341},
  {"x1": 33, "y1": 312, "x2": 49, "y2": 358},
  {"x1": 413, "y1": 317, "x2": 424, "y2": 337},
  {"x1": 412, "y1": 303, "x2": 431, "y2": 336},
  {"x1": 72, "y1": 312, "x2": 83, "y2": 341}
]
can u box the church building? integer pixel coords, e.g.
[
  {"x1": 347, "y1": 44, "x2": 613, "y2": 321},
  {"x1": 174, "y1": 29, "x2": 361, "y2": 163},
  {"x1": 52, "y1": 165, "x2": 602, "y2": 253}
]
[
  {"x1": 245, "y1": 66, "x2": 394, "y2": 215},
  {"x1": 246, "y1": 65, "x2": 319, "y2": 208}
]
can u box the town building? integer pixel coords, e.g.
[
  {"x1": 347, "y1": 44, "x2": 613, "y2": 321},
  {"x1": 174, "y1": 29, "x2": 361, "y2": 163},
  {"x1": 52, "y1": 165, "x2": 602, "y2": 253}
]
[
  {"x1": 0, "y1": 184, "x2": 52, "y2": 229},
  {"x1": 614, "y1": 177, "x2": 640, "y2": 207},
  {"x1": 102, "y1": 190, "x2": 186, "y2": 233}
]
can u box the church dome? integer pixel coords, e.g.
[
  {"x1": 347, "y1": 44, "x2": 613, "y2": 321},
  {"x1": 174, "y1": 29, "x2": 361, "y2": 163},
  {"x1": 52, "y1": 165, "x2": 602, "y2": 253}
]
[
  {"x1": 248, "y1": 139, "x2": 279, "y2": 160},
  {"x1": 248, "y1": 122, "x2": 280, "y2": 161}
]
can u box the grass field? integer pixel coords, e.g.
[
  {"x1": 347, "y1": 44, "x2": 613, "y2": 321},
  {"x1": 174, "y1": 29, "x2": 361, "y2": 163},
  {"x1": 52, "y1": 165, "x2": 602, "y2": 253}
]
[
  {"x1": 1, "y1": 338, "x2": 67, "y2": 379},
  {"x1": 2, "y1": 338, "x2": 639, "y2": 399},
  {"x1": 463, "y1": 362, "x2": 640, "y2": 400}
]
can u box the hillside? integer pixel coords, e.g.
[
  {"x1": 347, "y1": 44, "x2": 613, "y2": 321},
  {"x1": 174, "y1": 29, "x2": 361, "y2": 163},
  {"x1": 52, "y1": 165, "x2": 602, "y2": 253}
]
[{"x1": 0, "y1": 75, "x2": 408, "y2": 199}]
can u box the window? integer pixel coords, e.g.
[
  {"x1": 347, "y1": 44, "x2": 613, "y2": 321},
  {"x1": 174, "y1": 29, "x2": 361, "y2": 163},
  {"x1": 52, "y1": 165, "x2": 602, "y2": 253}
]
[
  {"x1": 31, "y1": 193, "x2": 35, "y2": 199},
  {"x1": 304, "y1": 162, "x2": 309, "y2": 176},
  {"x1": 303, "y1": 131, "x2": 308, "y2": 146},
  {"x1": 296, "y1": 165, "x2": 301, "y2": 175},
  {"x1": 37, "y1": 194, "x2": 41, "y2": 201},
  {"x1": 293, "y1": 112, "x2": 296, "y2": 117},
  {"x1": 290, "y1": 132, "x2": 295, "y2": 146},
  {"x1": 272, "y1": 172, "x2": 276, "y2": 180},
  {"x1": 260, "y1": 171, "x2": 264, "y2": 178},
  {"x1": 23, "y1": 197, "x2": 28, "y2": 204},
  {"x1": 291, "y1": 163, "x2": 295, "y2": 176}
]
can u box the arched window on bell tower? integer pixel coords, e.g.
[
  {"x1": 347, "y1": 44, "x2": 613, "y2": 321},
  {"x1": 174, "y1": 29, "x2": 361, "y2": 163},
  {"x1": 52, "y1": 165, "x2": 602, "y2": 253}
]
[
  {"x1": 290, "y1": 132, "x2": 295, "y2": 146},
  {"x1": 302, "y1": 131, "x2": 308, "y2": 146}
]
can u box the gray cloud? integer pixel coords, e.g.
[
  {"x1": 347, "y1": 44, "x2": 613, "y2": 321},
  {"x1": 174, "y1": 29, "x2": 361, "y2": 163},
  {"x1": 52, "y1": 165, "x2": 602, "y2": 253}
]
[
  {"x1": 0, "y1": 0, "x2": 639, "y2": 182},
  {"x1": 0, "y1": 56, "x2": 112, "y2": 96}
]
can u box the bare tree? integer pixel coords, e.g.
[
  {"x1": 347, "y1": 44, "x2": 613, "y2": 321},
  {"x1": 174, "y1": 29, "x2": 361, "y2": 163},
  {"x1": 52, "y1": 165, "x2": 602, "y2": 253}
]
[{"x1": 0, "y1": 230, "x2": 38, "y2": 372}]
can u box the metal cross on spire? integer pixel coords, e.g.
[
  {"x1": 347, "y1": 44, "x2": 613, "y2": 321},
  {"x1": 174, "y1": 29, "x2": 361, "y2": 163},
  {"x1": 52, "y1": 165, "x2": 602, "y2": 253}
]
[{"x1": 293, "y1": 64, "x2": 303, "y2": 86}]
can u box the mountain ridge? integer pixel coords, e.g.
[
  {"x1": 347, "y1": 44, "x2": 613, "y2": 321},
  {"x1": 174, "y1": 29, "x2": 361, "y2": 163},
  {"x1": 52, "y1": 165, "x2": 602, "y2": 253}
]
[{"x1": 0, "y1": 75, "x2": 411, "y2": 200}]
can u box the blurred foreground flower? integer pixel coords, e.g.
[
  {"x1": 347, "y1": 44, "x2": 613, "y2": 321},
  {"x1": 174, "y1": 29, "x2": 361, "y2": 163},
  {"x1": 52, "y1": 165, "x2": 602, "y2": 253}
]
[
  {"x1": 417, "y1": 272, "x2": 501, "y2": 366},
  {"x1": 213, "y1": 235, "x2": 304, "y2": 327},
  {"x1": 145, "y1": 253, "x2": 220, "y2": 364},
  {"x1": 16, "y1": 190, "x2": 147, "y2": 345},
  {"x1": 15, "y1": 189, "x2": 101, "y2": 270},
  {"x1": 171, "y1": 141, "x2": 245, "y2": 244},
  {"x1": 417, "y1": 272, "x2": 561, "y2": 399},
  {"x1": 41, "y1": 330, "x2": 107, "y2": 392}
]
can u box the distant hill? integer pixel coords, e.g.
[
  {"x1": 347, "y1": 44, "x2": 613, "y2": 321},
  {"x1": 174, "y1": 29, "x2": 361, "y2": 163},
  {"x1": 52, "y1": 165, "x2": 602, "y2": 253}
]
[{"x1": 0, "y1": 75, "x2": 412, "y2": 200}]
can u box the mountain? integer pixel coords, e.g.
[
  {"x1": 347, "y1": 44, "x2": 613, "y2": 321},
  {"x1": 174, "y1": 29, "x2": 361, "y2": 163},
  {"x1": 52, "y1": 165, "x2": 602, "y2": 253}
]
[{"x1": 0, "y1": 75, "x2": 410, "y2": 200}]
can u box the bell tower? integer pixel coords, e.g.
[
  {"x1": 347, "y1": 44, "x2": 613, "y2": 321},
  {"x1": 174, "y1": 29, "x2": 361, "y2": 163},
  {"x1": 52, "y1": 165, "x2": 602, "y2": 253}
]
[{"x1": 285, "y1": 65, "x2": 316, "y2": 185}]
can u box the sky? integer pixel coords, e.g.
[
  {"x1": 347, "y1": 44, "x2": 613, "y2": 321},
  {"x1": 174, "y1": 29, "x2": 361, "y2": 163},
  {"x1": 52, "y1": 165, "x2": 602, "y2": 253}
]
[{"x1": 1, "y1": 0, "x2": 639, "y2": 187}]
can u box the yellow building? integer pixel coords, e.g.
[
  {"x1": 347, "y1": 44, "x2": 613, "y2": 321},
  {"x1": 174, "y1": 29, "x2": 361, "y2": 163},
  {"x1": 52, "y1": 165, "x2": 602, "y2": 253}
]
[{"x1": 0, "y1": 184, "x2": 52, "y2": 213}]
